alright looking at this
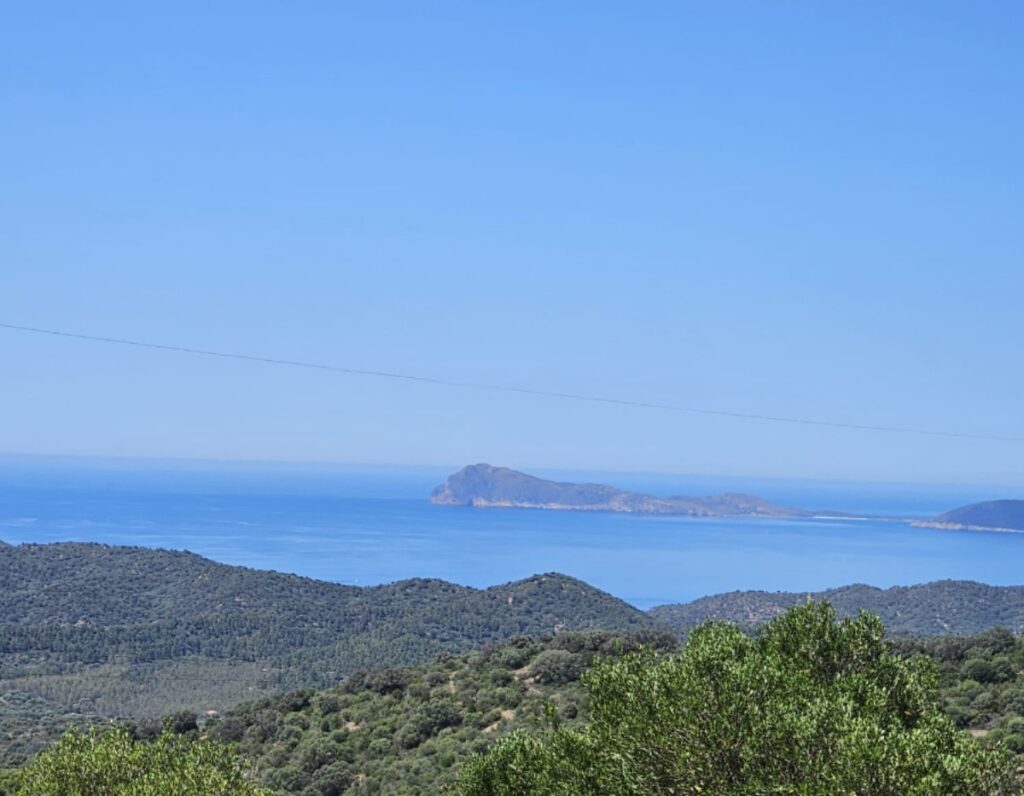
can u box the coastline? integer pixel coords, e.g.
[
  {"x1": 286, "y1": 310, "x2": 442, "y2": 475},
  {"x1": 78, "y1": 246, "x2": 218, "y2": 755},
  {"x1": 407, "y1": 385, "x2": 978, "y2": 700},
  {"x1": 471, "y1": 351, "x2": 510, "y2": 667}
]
[{"x1": 910, "y1": 520, "x2": 1024, "y2": 535}]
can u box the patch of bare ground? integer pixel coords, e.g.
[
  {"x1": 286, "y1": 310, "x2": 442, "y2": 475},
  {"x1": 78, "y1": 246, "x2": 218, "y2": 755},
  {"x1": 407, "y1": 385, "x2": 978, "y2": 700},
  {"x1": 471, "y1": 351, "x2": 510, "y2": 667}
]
[
  {"x1": 519, "y1": 675, "x2": 542, "y2": 696},
  {"x1": 483, "y1": 709, "x2": 516, "y2": 734}
]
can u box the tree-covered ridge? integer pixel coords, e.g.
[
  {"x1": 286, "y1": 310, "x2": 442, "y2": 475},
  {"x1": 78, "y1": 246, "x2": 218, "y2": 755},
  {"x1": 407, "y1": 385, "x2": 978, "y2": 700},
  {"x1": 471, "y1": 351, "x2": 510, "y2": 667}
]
[
  {"x1": 650, "y1": 580, "x2": 1024, "y2": 636},
  {"x1": 0, "y1": 542, "x2": 648, "y2": 635},
  {"x1": 0, "y1": 542, "x2": 651, "y2": 764}
]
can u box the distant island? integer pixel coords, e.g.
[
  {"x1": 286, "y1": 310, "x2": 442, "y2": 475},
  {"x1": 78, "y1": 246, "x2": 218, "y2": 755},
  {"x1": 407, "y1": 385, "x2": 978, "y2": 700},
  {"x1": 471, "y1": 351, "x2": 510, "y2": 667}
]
[
  {"x1": 430, "y1": 463, "x2": 809, "y2": 518},
  {"x1": 431, "y1": 465, "x2": 1024, "y2": 534},
  {"x1": 911, "y1": 499, "x2": 1024, "y2": 533}
]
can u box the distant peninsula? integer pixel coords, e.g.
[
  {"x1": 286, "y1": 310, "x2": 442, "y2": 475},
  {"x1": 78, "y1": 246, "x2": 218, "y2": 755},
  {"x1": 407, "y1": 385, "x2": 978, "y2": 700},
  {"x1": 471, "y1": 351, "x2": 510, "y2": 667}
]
[
  {"x1": 431, "y1": 465, "x2": 1024, "y2": 535},
  {"x1": 912, "y1": 499, "x2": 1024, "y2": 533},
  {"x1": 430, "y1": 464, "x2": 809, "y2": 518}
]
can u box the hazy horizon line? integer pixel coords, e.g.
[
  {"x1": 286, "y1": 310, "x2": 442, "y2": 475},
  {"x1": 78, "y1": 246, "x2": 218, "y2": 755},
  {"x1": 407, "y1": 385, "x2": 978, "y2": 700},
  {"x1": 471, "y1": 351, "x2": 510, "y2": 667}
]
[{"x1": 2, "y1": 449, "x2": 1022, "y2": 492}]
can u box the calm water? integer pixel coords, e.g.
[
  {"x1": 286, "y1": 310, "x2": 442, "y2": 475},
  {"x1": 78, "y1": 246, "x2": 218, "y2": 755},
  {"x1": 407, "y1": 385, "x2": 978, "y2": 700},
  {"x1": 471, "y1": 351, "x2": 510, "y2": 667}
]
[{"x1": 0, "y1": 457, "x2": 1021, "y2": 609}]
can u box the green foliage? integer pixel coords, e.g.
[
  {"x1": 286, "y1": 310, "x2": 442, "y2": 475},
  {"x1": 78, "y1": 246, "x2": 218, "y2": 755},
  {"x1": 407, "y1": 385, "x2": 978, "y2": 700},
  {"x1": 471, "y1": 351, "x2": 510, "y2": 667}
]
[
  {"x1": 0, "y1": 543, "x2": 651, "y2": 763},
  {"x1": 651, "y1": 580, "x2": 1024, "y2": 636},
  {"x1": 527, "y1": 650, "x2": 584, "y2": 685},
  {"x1": 5, "y1": 542, "x2": 1024, "y2": 794},
  {"x1": 893, "y1": 627, "x2": 1024, "y2": 749},
  {"x1": 6, "y1": 614, "x2": 1023, "y2": 796},
  {"x1": 4, "y1": 726, "x2": 268, "y2": 795},
  {"x1": 210, "y1": 630, "x2": 676, "y2": 794},
  {"x1": 457, "y1": 603, "x2": 1019, "y2": 795}
]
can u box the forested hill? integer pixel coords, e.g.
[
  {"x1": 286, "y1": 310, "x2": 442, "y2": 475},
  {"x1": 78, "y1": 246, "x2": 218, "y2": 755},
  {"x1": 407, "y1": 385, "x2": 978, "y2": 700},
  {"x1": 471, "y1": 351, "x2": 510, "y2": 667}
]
[
  {"x1": 0, "y1": 541, "x2": 649, "y2": 763},
  {"x1": 0, "y1": 542, "x2": 647, "y2": 634},
  {"x1": 5, "y1": 541, "x2": 1024, "y2": 768},
  {"x1": 649, "y1": 580, "x2": 1024, "y2": 636}
]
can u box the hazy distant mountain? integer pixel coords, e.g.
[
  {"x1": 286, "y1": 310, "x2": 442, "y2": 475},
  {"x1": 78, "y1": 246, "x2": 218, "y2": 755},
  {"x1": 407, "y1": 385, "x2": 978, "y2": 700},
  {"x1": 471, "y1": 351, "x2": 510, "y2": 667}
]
[
  {"x1": 649, "y1": 580, "x2": 1024, "y2": 636},
  {"x1": 915, "y1": 499, "x2": 1024, "y2": 532},
  {"x1": 430, "y1": 464, "x2": 808, "y2": 518}
]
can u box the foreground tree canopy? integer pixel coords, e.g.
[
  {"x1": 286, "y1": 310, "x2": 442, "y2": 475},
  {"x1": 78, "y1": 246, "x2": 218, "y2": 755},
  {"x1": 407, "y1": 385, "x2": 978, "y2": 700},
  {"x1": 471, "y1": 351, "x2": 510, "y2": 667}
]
[
  {"x1": 457, "y1": 603, "x2": 1020, "y2": 796},
  {"x1": 2, "y1": 727, "x2": 268, "y2": 796}
]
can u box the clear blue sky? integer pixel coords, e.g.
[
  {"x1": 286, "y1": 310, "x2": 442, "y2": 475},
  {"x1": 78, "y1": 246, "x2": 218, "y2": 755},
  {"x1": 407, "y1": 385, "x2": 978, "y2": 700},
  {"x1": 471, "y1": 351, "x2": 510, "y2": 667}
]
[{"x1": 2, "y1": 2, "x2": 1022, "y2": 485}]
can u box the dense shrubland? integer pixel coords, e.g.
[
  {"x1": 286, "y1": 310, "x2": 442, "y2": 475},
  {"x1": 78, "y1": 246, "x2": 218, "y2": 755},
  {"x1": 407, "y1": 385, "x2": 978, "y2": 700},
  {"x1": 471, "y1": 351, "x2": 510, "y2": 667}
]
[
  {"x1": 210, "y1": 629, "x2": 677, "y2": 795},
  {"x1": 895, "y1": 628, "x2": 1024, "y2": 753},
  {"x1": 4, "y1": 609, "x2": 1024, "y2": 794},
  {"x1": 457, "y1": 604, "x2": 1020, "y2": 795}
]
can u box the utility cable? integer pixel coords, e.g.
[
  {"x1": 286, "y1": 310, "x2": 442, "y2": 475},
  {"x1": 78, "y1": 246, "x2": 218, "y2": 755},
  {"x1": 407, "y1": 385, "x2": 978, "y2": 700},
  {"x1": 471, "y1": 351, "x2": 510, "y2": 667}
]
[{"x1": 1, "y1": 321, "x2": 1019, "y2": 443}]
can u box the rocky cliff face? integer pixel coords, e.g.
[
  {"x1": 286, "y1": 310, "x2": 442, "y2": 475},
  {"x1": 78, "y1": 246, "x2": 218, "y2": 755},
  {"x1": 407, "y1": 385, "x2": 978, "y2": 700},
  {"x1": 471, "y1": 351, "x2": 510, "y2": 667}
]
[{"x1": 430, "y1": 464, "x2": 805, "y2": 518}]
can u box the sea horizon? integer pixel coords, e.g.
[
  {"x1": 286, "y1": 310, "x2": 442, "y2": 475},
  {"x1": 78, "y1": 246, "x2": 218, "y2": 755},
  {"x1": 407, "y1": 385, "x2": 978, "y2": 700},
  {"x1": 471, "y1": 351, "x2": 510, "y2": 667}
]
[{"x1": 1, "y1": 455, "x2": 1021, "y2": 610}]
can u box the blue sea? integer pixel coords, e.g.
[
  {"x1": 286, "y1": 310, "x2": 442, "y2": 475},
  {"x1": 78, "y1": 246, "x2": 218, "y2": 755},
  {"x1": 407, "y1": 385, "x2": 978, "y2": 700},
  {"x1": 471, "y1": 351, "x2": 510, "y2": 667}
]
[{"x1": 0, "y1": 456, "x2": 1021, "y2": 609}]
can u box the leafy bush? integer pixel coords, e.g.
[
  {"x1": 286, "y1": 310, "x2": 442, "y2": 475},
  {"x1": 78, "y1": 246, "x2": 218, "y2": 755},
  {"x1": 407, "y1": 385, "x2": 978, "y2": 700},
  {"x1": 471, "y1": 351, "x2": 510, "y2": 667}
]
[
  {"x1": 6, "y1": 726, "x2": 268, "y2": 795},
  {"x1": 527, "y1": 651, "x2": 585, "y2": 686},
  {"x1": 964, "y1": 658, "x2": 999, "y2": 683},
  {"x1": 457, "y1": 603, "x2": 1019, "y2": 795}
]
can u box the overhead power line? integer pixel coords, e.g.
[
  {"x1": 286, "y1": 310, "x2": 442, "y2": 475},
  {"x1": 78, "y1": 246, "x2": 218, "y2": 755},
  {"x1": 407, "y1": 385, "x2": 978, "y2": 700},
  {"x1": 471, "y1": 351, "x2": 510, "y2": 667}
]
[{"x1": 1, "y1": 321, "x2": 1019, "y2": 443}]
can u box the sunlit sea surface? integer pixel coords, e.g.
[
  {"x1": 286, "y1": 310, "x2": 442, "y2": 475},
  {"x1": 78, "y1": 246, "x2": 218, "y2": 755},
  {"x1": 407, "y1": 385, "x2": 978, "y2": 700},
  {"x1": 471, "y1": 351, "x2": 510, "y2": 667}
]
[{"x1": 1, "y1": 457, "x2": 1020, "y2": 609}]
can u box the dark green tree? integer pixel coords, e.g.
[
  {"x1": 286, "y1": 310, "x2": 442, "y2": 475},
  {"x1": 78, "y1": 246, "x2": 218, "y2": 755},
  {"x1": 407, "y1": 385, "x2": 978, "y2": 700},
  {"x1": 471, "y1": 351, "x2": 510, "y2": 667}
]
[{"x1": 457, "y1": 603, "x2": 1019, "y2": 795}]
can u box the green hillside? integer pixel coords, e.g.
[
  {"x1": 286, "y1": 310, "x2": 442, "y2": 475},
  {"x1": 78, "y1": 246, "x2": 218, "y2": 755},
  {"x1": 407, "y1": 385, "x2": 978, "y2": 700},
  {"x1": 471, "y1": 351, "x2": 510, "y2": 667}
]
[
  {"x1": 5, "y1": 540, "x2": 1024, "y2": 781},
  {"x1": 211, "y1": 629, "x2": 677, "y2": 794},
  {"x1": 650, "y1": 580, "x2": 1024, "y2": 635},
  {"x1": 4, "y1": 611, "x2": 1024, "y2": 794},
  {"x1": 205, "y1": 618, "x2": 1024, "y2": 795},
  {"x1": 0, "y1": 542, "x2": 650, "y2": 764}
]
